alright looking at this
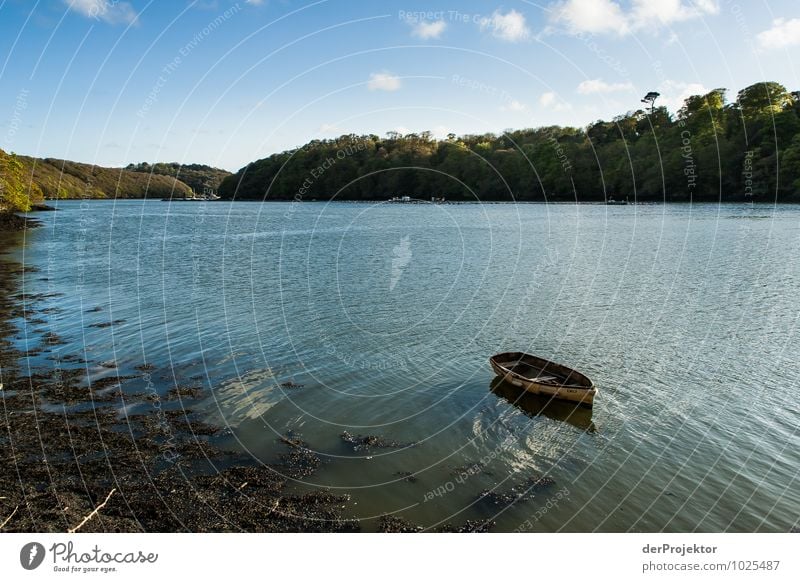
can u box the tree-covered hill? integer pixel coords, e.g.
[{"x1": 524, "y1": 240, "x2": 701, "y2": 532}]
[
  {"x1": 21, "y1": 156, "x2": 194, "y2": 200},
  {"x1": 1, "y1": 150, "x2": 195, "y2": 219},
  {"x1": 219, "y1": 81, "x2": 800, "y2": 203},
  {"x1": 125, "y1": 162, "x2": 231, "y2": 196}
]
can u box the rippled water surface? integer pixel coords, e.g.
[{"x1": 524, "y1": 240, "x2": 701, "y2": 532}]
[{"x1": 11, "y1": 200, "x2": 800, "y2": 531}]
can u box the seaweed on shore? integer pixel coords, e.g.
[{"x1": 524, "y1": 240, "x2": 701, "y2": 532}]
[
  {"x1": 477, "y1": 474, "x2": 557, "y2": 508},
  {"x1": 435, "y1": 519, "x2": 496, "y2": 533},
  {"x1": 165, "y1": 385, "x2": 203, "y2": 400},
  {"x1": 276, "y1": 434, "x2": 322, "y2": 479},
  {"x1": 340, "y1": 431, "x2": 416, "y2": 452},
  {"x1": 376, "y1": 514, "x2": 423, "y2": 533}
]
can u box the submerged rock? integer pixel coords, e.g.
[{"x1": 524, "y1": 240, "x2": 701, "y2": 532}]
[
  {"x1": 279, "y1": 381, "x2": 304, "y2": 389},
  {"x1": 394, "y1": 471, "x2": 419, "y2": 483}
]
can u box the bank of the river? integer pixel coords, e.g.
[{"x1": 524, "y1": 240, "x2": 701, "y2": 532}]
[{"x1": 0, "y1": 211, "x2": 34, "y2": 231}]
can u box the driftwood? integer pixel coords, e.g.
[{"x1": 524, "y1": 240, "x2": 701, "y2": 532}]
[
  {"x1": 68, "y1": 488, "x2": 116, "y2": 533},
  {"x1": 0, "y1": 505, "x2": 18, "y2": 530}
]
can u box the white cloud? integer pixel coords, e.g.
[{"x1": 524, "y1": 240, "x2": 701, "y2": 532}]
[
  {"x1": 550, "y1": 0, "x2": 719, "y2": 36},
  {"x1": 657, "y1": 80, "x2": 709, "y2": 112},
  {"x1": 480, "y1": 9, "x2": 531, "y2": 42},
  {"x1": 368, "y1": 72, "x2": 402, "y2": 92},
  {"x1": 245, "y1": 0, "x2": 266, "y2": 5},
  {"x1": 64, "y1": 0, "x2": 138, "y2": 25},
  {"x1": 539, "y1": 91, "x2": 571, "y2": 111},
  {"x1": 501, "y1": 99, "x2": 528, "y2": 112},
  {"x1": 412, "y1": 20, "x2": 446, "y2": 39},
  {"x1": 551, "y1": 0, "x2": 629, "y2": 35},
  {"x1": 577, "y1": 79, "x2": 635, "y2": 94},
  {"x1": 630, "y1": 0, "x2": 718, "y2": 29},
  {"x1": 756, "y1": 18, "x2": 800, "y2": 51}
]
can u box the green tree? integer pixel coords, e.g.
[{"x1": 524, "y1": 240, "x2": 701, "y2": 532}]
[
  {"x1": 736, "y1": 82, "x2": 794, "y2": 120},
  {"x1": 0, "y1": 150, "x2": 39, "y2": 212}
]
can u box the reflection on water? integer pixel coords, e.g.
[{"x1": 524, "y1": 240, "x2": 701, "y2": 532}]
[
  {"x1": 490, "y1": 377, "x2": 596, "y2": 432},
  {"x1": 212, "y1": 368, "x2": 284, "y2": 425}
]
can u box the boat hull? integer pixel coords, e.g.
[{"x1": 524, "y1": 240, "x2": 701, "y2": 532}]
[{"x1": 489, "y1": 353, "x2": 597, "y2": 406}]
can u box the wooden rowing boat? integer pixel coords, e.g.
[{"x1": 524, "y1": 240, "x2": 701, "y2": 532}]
[{"x1": 489, "y1": 352, "x2": 597, "y2": 406}]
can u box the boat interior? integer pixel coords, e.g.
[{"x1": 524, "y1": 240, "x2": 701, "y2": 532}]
[
  {"x1": 495, "y1": 354, "x2": 591, "y2": 388},
  {"x1": 501, "y1": 360, "x2": 564, "y2": 383}
]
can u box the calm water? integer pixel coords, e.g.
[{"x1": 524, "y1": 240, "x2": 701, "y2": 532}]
[{"x1": 8, "y1": 200, "x2": 800, "y2": 531}]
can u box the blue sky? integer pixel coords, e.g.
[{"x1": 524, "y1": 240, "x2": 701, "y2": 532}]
[{"x1": 1, "y1": 0, "x2": 798, "y2": 171}]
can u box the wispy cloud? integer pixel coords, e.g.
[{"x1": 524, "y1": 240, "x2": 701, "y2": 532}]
[
  {"x1": 500, "y1": 99, "x2": 528, "y2": 112},
  {"x1": 549, "y1": 0, "x2": 719, "y2": 36},
  {"x1": 368, "y1": 72, "x2": 401, "y2": 92},
  {"x1": 540, "y1": 91, "x2": 571, "y2": 111},
  {"x1": 64, "y1": 0, "x2": 138, "y2": 25},
  {"x1": 577, "y1": 79, "x2": 635, "y2": 95},
  {"x1": 480, "y1": 9, "x2": 530, "y2": 42},
  {"x1": 412, "y1": 20, "x2": 446, "y2": 39},
  {"x1": 756, "y1": 18, "x2": 800, "y2": 51}
]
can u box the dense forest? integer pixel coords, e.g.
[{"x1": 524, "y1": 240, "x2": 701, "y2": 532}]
[
  {"x1": 125, "y1": 162, "x2": 231, "y2": 196},
  {"x1": 219, "y1": 81, "x2": 800, "y2": 203}
]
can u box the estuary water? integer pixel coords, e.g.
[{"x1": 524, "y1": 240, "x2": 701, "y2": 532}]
[{"x1": 9, "y1": 199, "x2": 800, "y2": 532}]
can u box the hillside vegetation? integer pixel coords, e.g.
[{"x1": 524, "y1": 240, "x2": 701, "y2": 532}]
[
  {"x1": 219, "y1": 81, "x2": 800, "y2": 203},
  {"x1": 20, "y1": 156, "x2": 193, "y2": 200},
  {"x1": 1, "y1": 150, "x2": 195, "y2": 218},
  {"x1": 125, "y1": 162, "x2": 231, "y2": 195},
  {"x1": 1, "y1": 149, "x2": 43, "y2": 212}
]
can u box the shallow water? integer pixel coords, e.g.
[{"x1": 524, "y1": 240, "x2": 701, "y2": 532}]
[{"x1": 9, "y1": 199, "x2": 800, "y2": 531}]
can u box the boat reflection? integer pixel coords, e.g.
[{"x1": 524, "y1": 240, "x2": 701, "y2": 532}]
[{"x1": 490, "y1": 377, "x2": 596, "y2": 432}]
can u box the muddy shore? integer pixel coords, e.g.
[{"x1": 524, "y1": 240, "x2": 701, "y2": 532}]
[{"x1": 0, "y1": 231, "x2": 493, "y2": 533}]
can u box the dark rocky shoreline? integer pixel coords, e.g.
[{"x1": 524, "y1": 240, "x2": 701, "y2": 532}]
[{"x1": 0, "y1": 211, "x2": 36, "y2": 231}]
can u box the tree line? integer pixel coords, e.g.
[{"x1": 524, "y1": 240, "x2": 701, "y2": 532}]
[
  {"x1": 125, "y1": 162, "x2": 231, "y2": 195},
  {"x1": 218, "y1": 81, "x2": 800, "y2": 203}
]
